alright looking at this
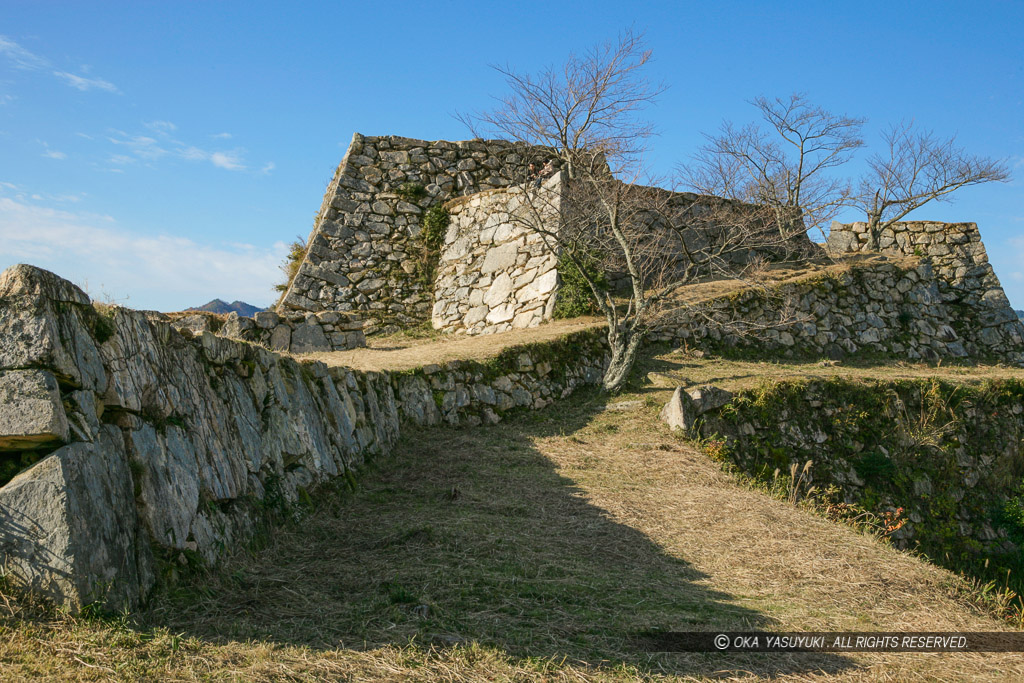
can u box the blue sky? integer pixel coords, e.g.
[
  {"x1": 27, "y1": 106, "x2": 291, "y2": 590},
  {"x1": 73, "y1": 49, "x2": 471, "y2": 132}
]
[{"x1": 1, "y1": 1, "x2": 1021, "y2": 311}]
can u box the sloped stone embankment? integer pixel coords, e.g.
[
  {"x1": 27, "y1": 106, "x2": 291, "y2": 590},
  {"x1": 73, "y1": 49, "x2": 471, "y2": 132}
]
[{"x1": 0, "y1": 264, "x2": 607, "y2": 611}]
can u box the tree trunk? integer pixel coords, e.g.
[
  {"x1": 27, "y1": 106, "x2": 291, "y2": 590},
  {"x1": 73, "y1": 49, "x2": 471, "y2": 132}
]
[
  {"x1": 865, "y1": 212, "x2": 881, "y2": 250},
  {"x1": 602, "y1": 324, "x2": 645, "y2": 393}
]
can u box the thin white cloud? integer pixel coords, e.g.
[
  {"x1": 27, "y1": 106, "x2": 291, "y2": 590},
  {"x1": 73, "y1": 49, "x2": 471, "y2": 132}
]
[
  {"x1": 145, "y1": 120, "x2": 177, "y2": 134},
  {"x1": 0, "y1": 36, "x2": 48, "y2": 70},
  {"x1": 42, "y1": 149, "x2": 66, "y2": 160},
  {"x1": 260, "y1": 161, "x2": 276, "y2": 175},
  {"x1": 211, "y1": 132, "x2": 232, "y2": 140},
  {"x1": 0, "y1": 35, "x2": 118, "y2": 94},
  {"x1": 109, "y1": 133, "x2": 169, "y2": 161},
  {"x1": 107, "y1": 129, "x2": 248, "y2": 172},
  {"x1": 53, "y1": 70, "x2": 119, "y2": 93},
  {"x1": 0, "y1": 196, "x2": 282, "y2": 309},
  {"x1": 210, "y1": 151, "x2": 244, "y2": 170}
]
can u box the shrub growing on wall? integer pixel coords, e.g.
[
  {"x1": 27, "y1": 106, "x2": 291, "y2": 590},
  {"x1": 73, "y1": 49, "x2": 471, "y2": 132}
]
[
  {"x1": 274, "y1": 235, "x2": 308, "y2": 295},
  {"x1": 421, "y1": 205, "x2": 449, "y2": 249},
  {"x1": 553, "y1": 250, "x2": 608, "y2": 319},
  {"x1": 415, "y1": 205, "x2": 450, "y2": 286}
]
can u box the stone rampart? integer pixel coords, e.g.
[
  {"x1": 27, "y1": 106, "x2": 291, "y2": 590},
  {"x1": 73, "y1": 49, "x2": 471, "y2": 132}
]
[
  {"x1": 0, "y1": 265, "x2": 608, "y2": 611},
  {"x1": 688, "y1": 377, "x2": 1024, "y2": 574},
  {"x1": 649, "y1": 258, "x2": 1024, "y2": 365},
  {"x1": 432, "y1": 174, "x2": 563, "y2": 335},
  {"x1": 278, "y1": 134, "x2": 545, "y2": 332},
  {"x1": 826, "y1": 221, "x2": 1022, "y2": 348},
  {"x1": 170, "y1": 310, "x2": 366, "y2": 353}
]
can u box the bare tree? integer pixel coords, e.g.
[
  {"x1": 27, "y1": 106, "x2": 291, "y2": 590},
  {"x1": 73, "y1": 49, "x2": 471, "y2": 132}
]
[
  {"x1": 687, "y1": 94, "x2": 865, "y2": 243},
  {"x1": 856, "y1": 121, "x2": 1011, "y2": 248},
  {"x1": 464, "y1": 33, "x2": 801, "y2": 392},
  {"x1": 460, "y1": 29, "x2": 663, "y2": 180}
]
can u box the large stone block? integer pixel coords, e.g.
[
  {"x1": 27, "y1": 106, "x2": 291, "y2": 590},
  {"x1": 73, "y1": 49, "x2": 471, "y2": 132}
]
[
  {"x1": 0, "y1": 370, "x2": 69, "y2": 450},
  {"x1": 480, "y1": 242, "x2": 519, "y2": 274},
  {"x1": 0, "y1": 431, "x2": 152, "y2": 611}
]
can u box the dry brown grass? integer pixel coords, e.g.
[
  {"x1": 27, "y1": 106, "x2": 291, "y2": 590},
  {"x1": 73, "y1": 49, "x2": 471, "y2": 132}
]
[
  {"x1": 304, "y1": 316, "x2": 605, "y2": 371},
  {"x1": 3, "y1": 350, "x2": 1023, "y2": 680},
  {"x1": 299, "y1": 253, "x2": 894, "y2": 373},
  {"x1": 638, "y1": 354, "x2": 1024, "y2": 395}
]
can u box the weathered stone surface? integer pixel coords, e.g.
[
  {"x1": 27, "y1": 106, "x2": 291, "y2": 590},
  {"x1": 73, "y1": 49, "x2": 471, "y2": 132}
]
[
  {"x1": 660, "y1": 387, "x2": 697, "y2": 431},
  {"x1": 433, "y1": 177, "x2": 563, "y2": 335},
  {"x1": 0, "y1": 431, "x2": 151, "y2": 611},
  {"x1": 269, "y1": 324, "x2": 291, "y2": 351},
  {"x1": 278, "y1": 134, "x2": 544, "y2": 331},
  {"x1": 687, "y1": 385, "x2": 734, "y2": 414},
  {"x1": 0, "y1": 265, "x2": 107, "y2": 392},
  {"x1": 0, "y1": 265, "x2": 610, "y2": 611},
  {"x1": 290, "y1": 322, "x2": 330, "y2": 353},
  {"x1": 649, "y1": 222, "x2": 1024, "y2": 367},
  {"x1": 0, "y1": 370, "x2": 69, "y2": 450},
  {"x1": 480, "y1": 243, "x2": 520, "y2": 275}
]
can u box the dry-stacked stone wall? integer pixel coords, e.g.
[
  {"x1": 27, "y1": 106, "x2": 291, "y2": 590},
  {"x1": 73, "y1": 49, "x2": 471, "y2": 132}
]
[
  {"x1": 0, "y1": 265, "x2": 608, "y2": 611},
  {"x1": 826, "y1": 221, "x2": 1023, "y2": 352},
  {"x1": 170, "y1": 310, "x2": 366, "y2": 353},
  {"x1": 432, "y1": 175, "x2": 563, "y2": 335},
  {"x1": 649, "y1": 258, "x2": 1024, "y2": 365},
  {"x1": 278, "y1": 134, "x2": 544, "y2": 333},
  {"x1": 691, "y1": 377, "x2": 1024, "y2": 582}
]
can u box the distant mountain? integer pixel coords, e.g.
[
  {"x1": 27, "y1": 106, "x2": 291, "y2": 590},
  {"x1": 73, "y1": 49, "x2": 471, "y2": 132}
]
[
  {"x1": 1017, "y1": 309, "x2": 1024, "y2": 320},
  {"x1": 187, "y1": 299, "x2": 266, "y2": 317}
]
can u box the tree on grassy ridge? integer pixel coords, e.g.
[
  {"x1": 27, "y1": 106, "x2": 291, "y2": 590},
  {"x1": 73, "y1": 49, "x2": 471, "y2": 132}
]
[
  {"x1": 855, "y1": 121, "x2": 1011, "y2": 248},
  {"x1": 465, "y1": 32, "x2": 805, "y2": 392},
  {"x1": 686, "y1": 93, "x2": 865, "y2": 243}
]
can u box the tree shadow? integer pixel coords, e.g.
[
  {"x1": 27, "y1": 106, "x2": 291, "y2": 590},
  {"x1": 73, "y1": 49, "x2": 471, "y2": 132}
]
[{"x1": 145, "y1": 389, "x2": 859, "y2": 678}]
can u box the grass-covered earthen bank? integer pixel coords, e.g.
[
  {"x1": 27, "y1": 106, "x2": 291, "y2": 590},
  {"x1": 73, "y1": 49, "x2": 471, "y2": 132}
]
[
  {"x1": 3, "y1": 350, "x2": 1024, "y2": 681},
  {"x1": 691, "y1": 373, "x2": 1024, "y2": 609}
]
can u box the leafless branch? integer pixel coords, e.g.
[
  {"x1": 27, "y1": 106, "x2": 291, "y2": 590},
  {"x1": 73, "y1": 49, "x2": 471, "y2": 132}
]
[{"x1": 855, "y1": 120, "x2": 1011, "y2": 246}]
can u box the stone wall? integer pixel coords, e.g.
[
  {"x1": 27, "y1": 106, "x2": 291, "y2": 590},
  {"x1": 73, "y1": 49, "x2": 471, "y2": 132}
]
[
  {"x1": 687, "y1": 377, "x2": 1024, "y2": 575},
  {"x1": 0, "y1": 265, "x2": 608, "y2": 611},
  {"x1": 826, "y1": 221, "x2": 1021, "y2": 346},
  {"x1": 649, "y1": 258, "x2": 1024, "y2": 365},
  {"x1": 278, "y1": 134, "x2": 545, "y2": 333},
  {"x1": 170, "y1": 310, "x2": 366, "y2": 353},
  {"x1": 432, "y1": 174, "x2": 563, "y2": 335}
]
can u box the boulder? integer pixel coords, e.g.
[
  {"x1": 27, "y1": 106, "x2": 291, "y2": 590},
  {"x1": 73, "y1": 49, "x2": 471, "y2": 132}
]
[
  {"x1": 290, "y1": 322, "x2": 330, "y2": 353},
  {"x1": 0, "y1": 431, "x2": 153, "y2": 611},
  {"x1": 660, "y1": 384, "x2": 734, "y2": 432},
  {"x1": 660, "y1": 387, "x2": 697, "y2": 431},
  {"x1": 688, "y1": 385, "x2": 734, "y2": 414}
]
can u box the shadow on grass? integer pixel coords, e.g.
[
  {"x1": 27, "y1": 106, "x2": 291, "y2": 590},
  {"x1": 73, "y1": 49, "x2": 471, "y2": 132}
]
[{"x1": 145, "y1": 387, "x2": 858, "y2": 678}]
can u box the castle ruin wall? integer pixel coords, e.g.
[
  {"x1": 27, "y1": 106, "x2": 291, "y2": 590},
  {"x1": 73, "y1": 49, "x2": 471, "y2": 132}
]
[
  {"x1": 432, "y1": 174, "x2": 563, "y2": 335},
  {"x1": 0, "y1": 264, "x2": 607, "y2": 611},
  {"x1": 278, "y1": 134, "x2": 544, "y2": 333}
]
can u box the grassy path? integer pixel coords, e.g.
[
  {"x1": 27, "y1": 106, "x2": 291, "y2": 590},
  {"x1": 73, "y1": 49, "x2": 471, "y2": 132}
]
[{"x1": 5, "y1": 358, "x2": 1023, "y2": 680}]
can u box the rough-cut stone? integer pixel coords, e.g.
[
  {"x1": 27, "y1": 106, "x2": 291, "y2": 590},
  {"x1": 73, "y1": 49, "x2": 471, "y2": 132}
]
[
  {"x1": 0, "y1": 265, "x2": 610, "y2": 611},
  {"x1": 661, "y1": 387, "x2": 697, "y2": 431},
  {"x1": 0, "y1": 431, "x2": 151, "y2": 611},
  {"x1": 290, "y1": 322, "x2": 331, "y2": 353},
  {"x1": 170, "y1": 310, "x2": 365, "y2": 355},
  {"x1": 0, "y1": 370, "x2": 69, "y2": 450},
  {"x1": 648, "y1": 223, "x2": 1024, "y2": 368},
  {"x1": 480, "y1": 243, "x2": 520, "y2": 275},
  {"x1": 661, "y1": 384, "x2": 734, "y2": 432},
  {"x1": 687, "y1": 385, "x2": 734, "y2": 414},
  {"x1": 277, "y1": 134, "x2": 545, "y2": 331},
  {"x1": 433, "y1": 176, "x2": 563, "y2": 335}
]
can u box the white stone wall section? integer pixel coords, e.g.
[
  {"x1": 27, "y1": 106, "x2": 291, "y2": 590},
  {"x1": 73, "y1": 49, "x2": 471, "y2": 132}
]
[{"x1": 432, "y1": 175, "x2": 563, "y2": 335}]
